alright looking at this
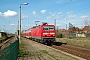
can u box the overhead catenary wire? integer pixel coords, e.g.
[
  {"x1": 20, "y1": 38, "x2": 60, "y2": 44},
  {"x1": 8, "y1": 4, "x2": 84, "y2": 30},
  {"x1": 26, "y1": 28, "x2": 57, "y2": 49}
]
[
  {"x1": 26, "y1": 0, "x2": 73, "y2": 26},
  {"x1": 0, "y1": 17, "x2": 8, "y2": 25},
  {"x1": 0, "y1": 18, "x2": 8, "y2": 30},
  {"x1": 0, "y1": 17, "x2": 16, "y2": 33},
  {"x1": 52, "y1": 0, "x2": 72, "y2": 12},
  {"x1": 41, "y1": 0, "x2": 72, "y2": 20},
  {"x1": 42, "y1": 0, "x2": 90, "y2": 19}
]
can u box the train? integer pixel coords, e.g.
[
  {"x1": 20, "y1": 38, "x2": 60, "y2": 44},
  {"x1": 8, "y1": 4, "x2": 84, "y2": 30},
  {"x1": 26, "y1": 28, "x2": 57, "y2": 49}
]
[{"x1": 22, "y1": 23, "x2": 56, "y2": 45}]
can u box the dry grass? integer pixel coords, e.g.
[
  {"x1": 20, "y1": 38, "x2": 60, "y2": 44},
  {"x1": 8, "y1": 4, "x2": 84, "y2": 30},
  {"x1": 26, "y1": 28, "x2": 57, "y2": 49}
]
[
  {"x1": 18, "y1": 44, "x2": 29, "y2": 57},
  {"x1": 56, "y1": 37, "x2": 90, "y2": 49}
]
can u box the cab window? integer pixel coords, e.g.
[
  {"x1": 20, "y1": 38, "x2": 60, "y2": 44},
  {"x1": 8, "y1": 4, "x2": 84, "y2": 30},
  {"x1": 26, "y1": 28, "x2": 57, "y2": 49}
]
[
  {"x1": 49, "y1": 27, "x2": 54, "y2": 30},
  {"x1": 43, "y1": 27, "x2": 48, "y2": 30}
]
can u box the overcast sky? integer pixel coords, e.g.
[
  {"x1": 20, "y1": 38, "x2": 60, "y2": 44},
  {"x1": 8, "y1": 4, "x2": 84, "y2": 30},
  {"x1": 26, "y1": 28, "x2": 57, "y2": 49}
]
[{"x1": 0, "y1": 0, "x2": 90, "y2": 33}]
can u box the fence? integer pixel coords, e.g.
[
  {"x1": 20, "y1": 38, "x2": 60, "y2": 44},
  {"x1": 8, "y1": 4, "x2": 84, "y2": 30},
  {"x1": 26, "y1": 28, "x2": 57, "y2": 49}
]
[{"x1": 0, "y1": 38, "x2": 19, "y2": 60}]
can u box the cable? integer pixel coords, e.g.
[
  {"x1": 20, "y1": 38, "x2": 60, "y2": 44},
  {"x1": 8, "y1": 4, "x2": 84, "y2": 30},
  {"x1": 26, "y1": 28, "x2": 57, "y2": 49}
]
[
  {"x1": 41, "y1": 0, "x2": 72, "y2": 20},
  {"x1": 0, "y1": 17, "x2": 14, "y2": 32},
  {"x1": 0, "y1": 18, "x2": 7, "y2": 24},
  {"x1": 53, "y1": 0, "x2": 72, "y2": 12}
]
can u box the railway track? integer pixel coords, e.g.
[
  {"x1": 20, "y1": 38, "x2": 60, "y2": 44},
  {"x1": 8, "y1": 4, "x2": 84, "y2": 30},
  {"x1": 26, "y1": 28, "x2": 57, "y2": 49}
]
[
  {"x1": 0, "y1": 36, "x2": 15, "y2": 50},
  {"x1": 3, "y1": 36, "x2": 87, "y2": 60},
  {"x1": 19, "y1": 38, "x2": 57, "y2": 60},
  {"x1": 51, "y1": 44, "x2": 90, "y2": 60}
]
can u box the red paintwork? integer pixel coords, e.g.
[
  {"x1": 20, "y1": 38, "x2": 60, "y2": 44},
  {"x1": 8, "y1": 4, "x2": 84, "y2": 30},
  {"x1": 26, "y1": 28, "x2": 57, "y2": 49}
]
[
  {"x1": 31, "y1": 23, "x2": 56, "y2": 38},
  {"x1": 22, "y1": 23, "x2": 56, "y2": 40},
  {"x1": 22, "y1": 30, "x2": 27, "y2": 37}
]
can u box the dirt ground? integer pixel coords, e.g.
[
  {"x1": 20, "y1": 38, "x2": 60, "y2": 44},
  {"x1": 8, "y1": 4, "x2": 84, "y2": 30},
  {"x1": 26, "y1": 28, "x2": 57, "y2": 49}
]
[{"x1": 18, "y1": 37, "x2": 85, "y2": 60}]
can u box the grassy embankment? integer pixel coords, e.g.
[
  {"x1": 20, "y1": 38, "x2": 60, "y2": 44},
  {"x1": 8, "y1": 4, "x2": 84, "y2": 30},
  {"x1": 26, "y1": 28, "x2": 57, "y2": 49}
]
[
  {"x1": 0, "y1": 37, "x2": 5, "y2": 40},
  {"x1": 0, "y1": 37, "x2": 7, "y2": 40},
  {"x1": 0, "y1": 37, "x2": 7, "y2": 43},
  {"x1": 56, "y1": 37, "x2": 90, "y2": 49},
  {"x1": 18, "y1": 44, "x2": 29, "y2": 57}
]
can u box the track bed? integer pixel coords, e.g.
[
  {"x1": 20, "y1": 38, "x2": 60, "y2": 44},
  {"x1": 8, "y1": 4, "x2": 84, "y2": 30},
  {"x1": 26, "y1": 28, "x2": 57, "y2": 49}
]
[{"x1": 52, "y1": 44, "x2": 90, "y2": 60}]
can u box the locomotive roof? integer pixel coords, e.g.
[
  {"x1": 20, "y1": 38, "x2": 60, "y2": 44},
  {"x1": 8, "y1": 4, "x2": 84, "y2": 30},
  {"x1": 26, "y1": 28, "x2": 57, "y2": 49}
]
[{"x1": 30, "y1": 23, "x2": 55, "y2": 29}]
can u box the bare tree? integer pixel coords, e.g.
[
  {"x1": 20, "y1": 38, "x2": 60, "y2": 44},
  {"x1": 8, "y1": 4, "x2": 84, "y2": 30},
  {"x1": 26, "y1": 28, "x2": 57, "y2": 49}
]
[
  {"x1": 83, "y1": 19, "x2": 90, "y2": 26},
  {"x1": 69, "y1": 23, "x2": 76, "y2": 38},
  {"x1": 83, "y1": 19, "x2": 90, "y2": 37}
]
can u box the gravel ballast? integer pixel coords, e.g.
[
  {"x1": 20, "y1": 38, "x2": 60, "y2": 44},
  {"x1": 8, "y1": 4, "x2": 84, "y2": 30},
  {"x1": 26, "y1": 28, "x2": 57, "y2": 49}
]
[{"x1": 18, "y1": 37, "x2": 85, "y2": 60}]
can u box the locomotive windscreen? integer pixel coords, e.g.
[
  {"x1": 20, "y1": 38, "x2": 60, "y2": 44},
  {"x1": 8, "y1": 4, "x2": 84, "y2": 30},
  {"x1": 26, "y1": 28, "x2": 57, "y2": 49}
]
[
  {"x1": 43, "y1": 26, "x2": 54, "y2": 30},
  {"x1": 43, "y1": 26, "x2": 48, "y2": 30},
  {"x1": 49, "y1": 27, "x2": 54, "y2": 30}
]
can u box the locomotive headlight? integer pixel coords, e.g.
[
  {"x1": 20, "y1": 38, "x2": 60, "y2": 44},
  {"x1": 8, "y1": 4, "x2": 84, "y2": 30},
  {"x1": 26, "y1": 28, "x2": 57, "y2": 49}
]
[
  {"x1": 43, "y1": 33, "x2": 48, "y2": 34},
  {"x1": 43, "y1": 33, "x2": 48, "y2": 36},
  {"x1": 50, "y1": 33, "x2": 55, "y2": 34}
]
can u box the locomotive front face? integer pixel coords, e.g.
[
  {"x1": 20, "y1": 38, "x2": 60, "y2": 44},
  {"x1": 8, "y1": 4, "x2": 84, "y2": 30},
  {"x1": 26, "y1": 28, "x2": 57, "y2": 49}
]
[
  {"x1": 41, "y1": 25, "x2": 56, "y2": 44},
  {"x1": 43, "y1": 26, "x2": 56, "y2": 37}
]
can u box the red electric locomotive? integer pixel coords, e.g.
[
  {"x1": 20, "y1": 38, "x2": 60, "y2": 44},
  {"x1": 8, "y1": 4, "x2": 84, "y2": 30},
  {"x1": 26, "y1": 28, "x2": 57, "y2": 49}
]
[
  {"x1": 22, "y1": 23, "x2": 56, "y2": 45},
  {"x1": 31, "y1": 23, "x2": 56, "y2": 45}
]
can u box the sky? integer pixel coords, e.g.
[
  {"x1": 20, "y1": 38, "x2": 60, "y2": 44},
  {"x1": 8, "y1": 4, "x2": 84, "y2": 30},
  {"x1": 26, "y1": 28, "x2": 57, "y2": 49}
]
[{"x1": 0, "y1": 0, "x2": 90, "y2": 34}]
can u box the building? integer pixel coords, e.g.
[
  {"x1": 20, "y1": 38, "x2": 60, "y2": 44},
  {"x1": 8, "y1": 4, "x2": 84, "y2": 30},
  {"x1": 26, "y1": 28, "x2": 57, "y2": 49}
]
[
  {"x1": 58, "y1": 26, "x2": 90, "y2": 37},
  {"x1": 0, "y1": 32, "x2": 7, "y2": 38}
]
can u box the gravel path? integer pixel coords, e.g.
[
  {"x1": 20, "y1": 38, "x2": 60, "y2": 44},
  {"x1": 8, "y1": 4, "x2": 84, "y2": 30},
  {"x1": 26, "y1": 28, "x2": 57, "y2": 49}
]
[{"x1": 18, "y1": 37, "x2": 85, "y2": 60}]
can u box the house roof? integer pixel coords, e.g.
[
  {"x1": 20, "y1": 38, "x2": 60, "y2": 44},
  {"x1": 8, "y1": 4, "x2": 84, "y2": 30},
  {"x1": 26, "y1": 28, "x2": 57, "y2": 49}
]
[
  {"x1": 83, "y1": 26, "x2": 89, "y2": 31},
  {"x1": 59, "y1": 29, "x2": 67, "y2": 32},
  {"x1": 59, "y1": 26, "x2": 90, "y2": 33},
  {"x1": 75, "y1": 27, "x2": 79, "y2": 31}
]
